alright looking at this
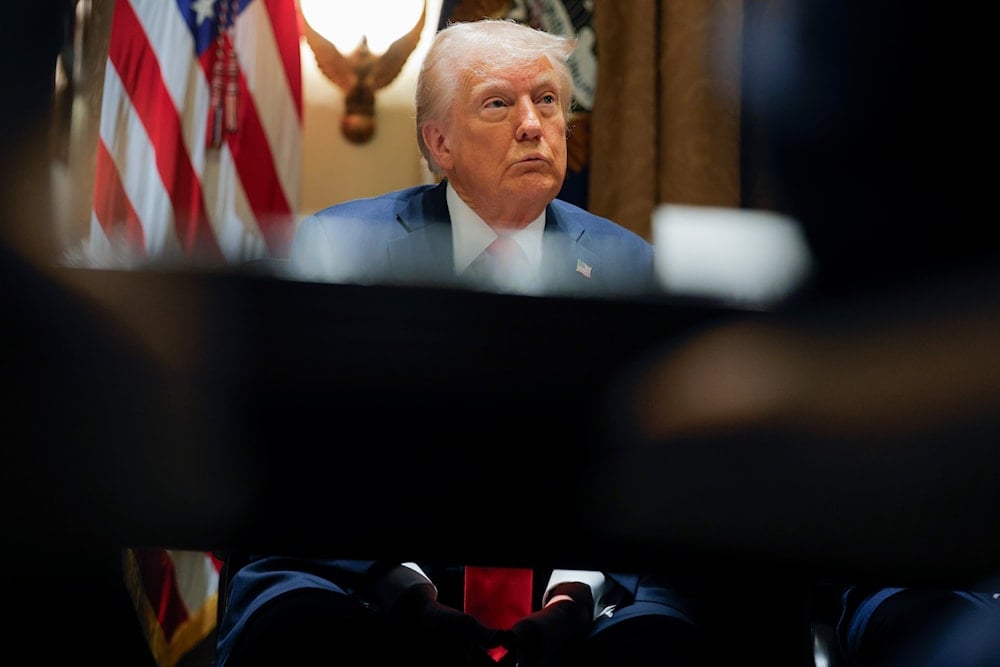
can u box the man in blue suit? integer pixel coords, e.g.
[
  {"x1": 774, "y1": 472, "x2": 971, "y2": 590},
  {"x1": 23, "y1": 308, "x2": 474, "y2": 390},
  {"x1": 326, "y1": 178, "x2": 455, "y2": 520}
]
[
  {"x1": 218, "y1": 17, "x2": 702, "y2": 667},
  {"x1": 288, "y1": 177, "x2": 655, "y2": 298},
  {"x1": 286, "y1": 18, "x2": 653, "y2": 299}
]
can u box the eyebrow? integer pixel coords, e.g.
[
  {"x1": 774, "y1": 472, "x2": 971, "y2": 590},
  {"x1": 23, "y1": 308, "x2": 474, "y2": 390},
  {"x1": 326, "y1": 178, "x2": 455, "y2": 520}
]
[{"x1": 468, "y1": 72, "x2": 562, "y2": 102}]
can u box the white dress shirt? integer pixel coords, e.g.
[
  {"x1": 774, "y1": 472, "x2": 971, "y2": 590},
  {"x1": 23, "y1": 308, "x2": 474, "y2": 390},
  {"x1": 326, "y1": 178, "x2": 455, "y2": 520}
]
[{"x1": 447, "y1": 183, "x2": 545, "y2": 293}]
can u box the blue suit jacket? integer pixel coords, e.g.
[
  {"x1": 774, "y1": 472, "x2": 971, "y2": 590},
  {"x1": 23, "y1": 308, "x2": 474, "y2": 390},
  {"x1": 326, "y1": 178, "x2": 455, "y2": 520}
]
[{"x1": 288, "y1": 180, "x2": 656, "y2": 297}]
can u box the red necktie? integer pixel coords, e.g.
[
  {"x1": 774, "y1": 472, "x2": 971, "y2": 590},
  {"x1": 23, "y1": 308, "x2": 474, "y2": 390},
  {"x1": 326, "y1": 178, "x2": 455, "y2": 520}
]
[{"x1": 464, "y1": 565, "x2": 533, "y2": 662}]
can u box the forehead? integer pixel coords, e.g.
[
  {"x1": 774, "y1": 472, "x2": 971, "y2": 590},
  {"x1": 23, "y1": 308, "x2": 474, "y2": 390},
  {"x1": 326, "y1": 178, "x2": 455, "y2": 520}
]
[{"x1": 463, "y1": 56, "x2": 559, "y2": 97}]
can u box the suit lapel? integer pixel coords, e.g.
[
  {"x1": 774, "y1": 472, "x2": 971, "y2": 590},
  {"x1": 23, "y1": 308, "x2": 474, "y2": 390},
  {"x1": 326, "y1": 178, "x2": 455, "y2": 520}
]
[
  {"x1": 381, "y1": 186, "x2": 605, "y2": 291},
  {"x1": 543, "y1": 204, "x2": 601, "y2": 292},
  {"x1": 387, "y1": 181, "x2": 455, "y2": 283}
]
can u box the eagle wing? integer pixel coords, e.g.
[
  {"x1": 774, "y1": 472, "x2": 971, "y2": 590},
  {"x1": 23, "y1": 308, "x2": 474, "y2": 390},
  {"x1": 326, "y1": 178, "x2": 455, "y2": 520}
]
[
  {"x1": 301, "y1": 12, "x2": 357, "y2": 92},
  {"x1": 369, "y1": 0, "x2": 427, "y2": 91}
]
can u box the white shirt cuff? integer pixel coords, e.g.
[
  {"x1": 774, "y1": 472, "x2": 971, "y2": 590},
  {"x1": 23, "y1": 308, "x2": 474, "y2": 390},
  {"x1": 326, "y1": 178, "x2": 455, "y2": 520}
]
[{"x1": 544, "y1": 569, "x2": 610, "y2": 620}]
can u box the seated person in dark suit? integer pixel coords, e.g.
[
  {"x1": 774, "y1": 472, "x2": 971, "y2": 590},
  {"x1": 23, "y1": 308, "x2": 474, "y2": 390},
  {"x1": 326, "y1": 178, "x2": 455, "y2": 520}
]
[{"x1": 217, "y1": 18, "x2": 703, "y2": 667}]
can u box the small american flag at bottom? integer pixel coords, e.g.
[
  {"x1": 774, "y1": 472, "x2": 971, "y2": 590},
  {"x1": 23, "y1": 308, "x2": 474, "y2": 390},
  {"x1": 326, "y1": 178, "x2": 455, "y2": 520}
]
[{"x1": 576, "y1": 258, "x2": 592, "y2": 278}]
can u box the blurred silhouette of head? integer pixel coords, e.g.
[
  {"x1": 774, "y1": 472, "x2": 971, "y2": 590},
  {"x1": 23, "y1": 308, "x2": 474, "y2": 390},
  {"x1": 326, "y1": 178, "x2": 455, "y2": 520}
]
[{"x1": 743, "y1": 0, "x2": 994, "y2": 298}]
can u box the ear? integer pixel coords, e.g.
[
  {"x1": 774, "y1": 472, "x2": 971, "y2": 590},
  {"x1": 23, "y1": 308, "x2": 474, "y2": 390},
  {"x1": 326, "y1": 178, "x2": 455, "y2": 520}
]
[{"x1": 422, "y1": 121, "x2": 453, "y2": 172}]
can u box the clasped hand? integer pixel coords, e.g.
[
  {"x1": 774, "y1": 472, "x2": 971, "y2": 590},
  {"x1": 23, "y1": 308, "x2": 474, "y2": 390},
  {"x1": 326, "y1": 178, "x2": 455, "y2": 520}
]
[{"x1": 389, "y1": 582, "x2": 593, "y2": 667}]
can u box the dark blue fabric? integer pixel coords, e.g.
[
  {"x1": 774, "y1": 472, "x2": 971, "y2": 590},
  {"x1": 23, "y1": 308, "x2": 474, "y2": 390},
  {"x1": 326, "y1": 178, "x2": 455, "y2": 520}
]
[
  {"x1": 218, "y1": 559, "x2": 700, "y2": 667},
  {"x1": 837, "y1": 585, "x2": 1000, "y2": 666}
]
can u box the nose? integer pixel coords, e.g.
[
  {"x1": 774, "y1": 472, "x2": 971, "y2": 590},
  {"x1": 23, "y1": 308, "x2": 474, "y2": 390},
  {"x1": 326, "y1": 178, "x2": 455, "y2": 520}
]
[{"x1": 515, "y1": 99, "x2": 542, "y2": 141}]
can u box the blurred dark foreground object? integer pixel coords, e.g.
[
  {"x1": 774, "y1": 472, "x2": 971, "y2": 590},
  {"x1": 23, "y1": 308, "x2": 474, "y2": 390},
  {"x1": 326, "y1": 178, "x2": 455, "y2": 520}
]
[
  {"x1": 606, "y1": 1, "x2": 999, "y2": 664},
  {"x1": 605, "y1": 271, "x2": 1000, "y2": 585},
  {"x1": 741, "y1": 0, "x2": 996, "y2": 300},
  {"x1": 604, "y1": 0, "x2": 1000, "y2": 588}
]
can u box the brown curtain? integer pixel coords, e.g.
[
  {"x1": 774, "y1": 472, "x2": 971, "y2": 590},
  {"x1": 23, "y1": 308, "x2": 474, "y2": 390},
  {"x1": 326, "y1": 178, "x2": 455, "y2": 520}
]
[{"x1": 589, "y1": 1, "x2": 742, "y2": 241}]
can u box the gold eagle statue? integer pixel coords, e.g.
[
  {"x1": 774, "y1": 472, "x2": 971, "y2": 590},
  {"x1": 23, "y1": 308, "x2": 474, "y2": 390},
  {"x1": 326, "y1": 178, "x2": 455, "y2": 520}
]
[{"x1": 301, "y1": 1, "x2": 427, "y2": 143}]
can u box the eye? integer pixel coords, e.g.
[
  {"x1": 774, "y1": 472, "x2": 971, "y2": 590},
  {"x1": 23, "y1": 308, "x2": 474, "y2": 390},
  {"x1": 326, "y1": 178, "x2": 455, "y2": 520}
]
[
  {"x1": 485, "y1": 98, "x2": 508, "y2": 109},
  {"x1": 539, "y1": 93, "x2": 557, "y2": 105}
]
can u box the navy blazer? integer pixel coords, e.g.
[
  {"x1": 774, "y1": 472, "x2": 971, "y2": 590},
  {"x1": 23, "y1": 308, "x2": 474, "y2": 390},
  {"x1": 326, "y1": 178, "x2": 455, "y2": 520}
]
[{"x1": 288, "y1": 180, "x2": 656, "y2": 297}]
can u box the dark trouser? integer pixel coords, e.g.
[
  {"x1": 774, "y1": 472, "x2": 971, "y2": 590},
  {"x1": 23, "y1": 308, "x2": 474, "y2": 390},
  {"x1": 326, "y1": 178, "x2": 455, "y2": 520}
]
[
  {"x1": 839, "y1": 587, "x2": 1000, "y2": 667},
  {"x1": 226, "y1": 588, "x2": 705, "y2": 667},
  {"x1": 227, "y1": 589, "x2": 405, "y2": 666}
]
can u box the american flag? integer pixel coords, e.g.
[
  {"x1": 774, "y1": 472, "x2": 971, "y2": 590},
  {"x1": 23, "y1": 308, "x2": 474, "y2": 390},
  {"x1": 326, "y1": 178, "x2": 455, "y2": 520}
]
[
  {"x1": 95, "y1": 1, "x2": 302, "y2": 664},
  {"x1": 124, "y1": 548, "x2": 223, "y2": 667},
  {"x1": 90, "y1": 0, "x2": 302, "y2": 265}
]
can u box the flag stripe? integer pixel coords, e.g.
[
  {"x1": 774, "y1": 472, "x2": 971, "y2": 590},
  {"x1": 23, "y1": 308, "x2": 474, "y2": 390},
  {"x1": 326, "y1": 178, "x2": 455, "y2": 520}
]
[
  {"x1": 214, "y1": 37, "x2": 293, "y2": 250},
  {"x1": 96, "y1": 42, "x2": 180, "y2": 255},
  {"x1": 91, "y1": 0, "x2": 300, "y2": 265},
  {"x1": 97, "y1": 89, "x2": 185, "y2": 256},
  {"x1": 168, "y1": 549, "x2": 222, "y2": 620},
  {"x1": 225, "y1": 0, "x2": 301, "y2": 256},
  {"x1": 263, "y1": 0, "x2": 302, "y2": 118},
  {"x1": 137, "y1": 549, "x2": 189, "y2": 640},
  {"x1": 92, "y1": 137, "x2": 146, "y2": 249},
  {"x1": 107, "y1": 0, "x2": 222, "y2": 259},
  {"x1": 125, "y1": 548, "x2": 221, "y2": 667}
]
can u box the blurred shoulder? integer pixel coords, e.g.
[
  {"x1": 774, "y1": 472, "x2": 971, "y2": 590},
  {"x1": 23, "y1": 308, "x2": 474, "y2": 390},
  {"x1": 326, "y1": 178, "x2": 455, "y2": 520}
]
[
  {"x1": 549, "y1": 198, "x2": 651, "y2": 247},
  {"x1": 310, "y1": 184, "x2": 436, "y2": 219}
]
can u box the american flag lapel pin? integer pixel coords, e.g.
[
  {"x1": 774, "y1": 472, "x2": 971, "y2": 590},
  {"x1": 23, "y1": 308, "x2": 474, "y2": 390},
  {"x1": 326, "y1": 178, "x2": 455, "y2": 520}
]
[{"x1": 576, "y1": 258, "x2": 592, "y2": 278}]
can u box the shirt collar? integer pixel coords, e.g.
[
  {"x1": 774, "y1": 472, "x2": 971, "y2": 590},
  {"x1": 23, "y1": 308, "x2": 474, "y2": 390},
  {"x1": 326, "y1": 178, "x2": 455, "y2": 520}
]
[{"x1": 447, "y1": 182, "x2": 546, "y2": 275}]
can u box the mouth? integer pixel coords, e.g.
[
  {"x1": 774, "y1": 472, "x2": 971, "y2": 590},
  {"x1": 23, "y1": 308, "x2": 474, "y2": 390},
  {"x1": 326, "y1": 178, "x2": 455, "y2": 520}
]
[{"x1": 514, "y1": 154, "x2": 548, "y2": 165}]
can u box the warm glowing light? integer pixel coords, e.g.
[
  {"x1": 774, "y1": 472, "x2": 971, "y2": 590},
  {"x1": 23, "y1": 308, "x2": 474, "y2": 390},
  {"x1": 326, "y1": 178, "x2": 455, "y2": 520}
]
[{"x1": 298, "y1": 0, "x2": 427, "y2": 54}]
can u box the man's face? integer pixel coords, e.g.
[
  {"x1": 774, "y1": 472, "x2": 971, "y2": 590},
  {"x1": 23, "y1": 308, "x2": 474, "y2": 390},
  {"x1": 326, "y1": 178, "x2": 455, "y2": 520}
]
[{"x1": 427, "y1": 56, "x2": 568, "y2": 227}]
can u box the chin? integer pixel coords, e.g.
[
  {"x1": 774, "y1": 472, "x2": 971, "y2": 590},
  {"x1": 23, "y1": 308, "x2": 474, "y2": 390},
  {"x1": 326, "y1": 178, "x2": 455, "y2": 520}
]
[{"x1": 510, "y1": 172, "x2": 561, "y2": 198}]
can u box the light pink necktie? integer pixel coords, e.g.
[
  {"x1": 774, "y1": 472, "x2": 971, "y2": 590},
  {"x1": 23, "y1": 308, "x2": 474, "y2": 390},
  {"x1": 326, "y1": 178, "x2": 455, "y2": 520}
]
[{"x1": 466, "y1": 235, "x2": 531, "y2": 290}]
